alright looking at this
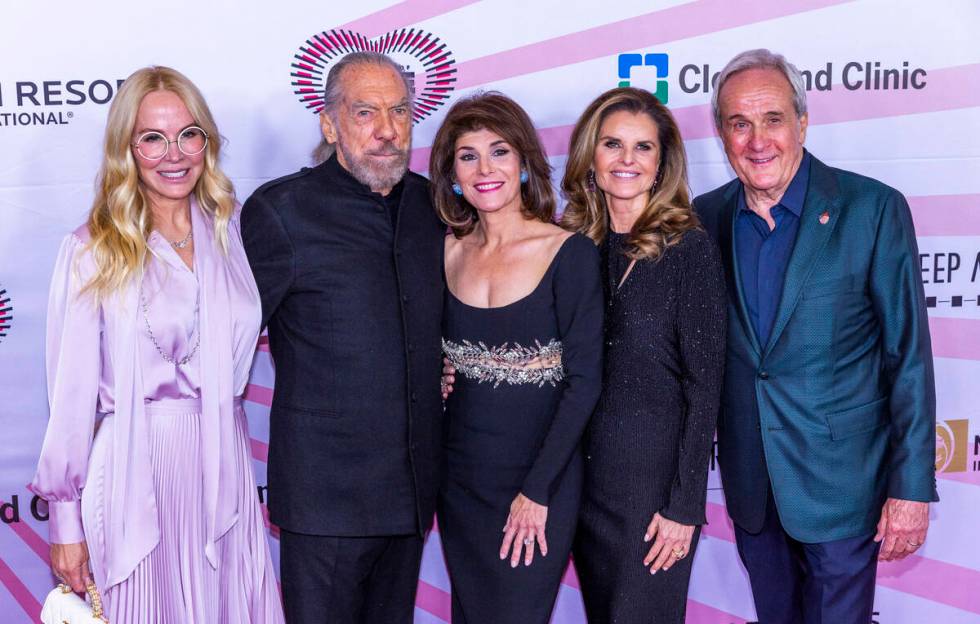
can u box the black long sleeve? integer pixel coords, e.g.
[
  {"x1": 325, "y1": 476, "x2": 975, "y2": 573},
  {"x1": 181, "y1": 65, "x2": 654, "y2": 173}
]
[
  {"x1": 241, "y1": 190, "x2": 295, "y2": 330},
  {"x1": 662, "y1": 230, "x2": 727, "y2": 525},
  {"x1": 521, "y1": 234, "x2": 604, "y2": 504}
]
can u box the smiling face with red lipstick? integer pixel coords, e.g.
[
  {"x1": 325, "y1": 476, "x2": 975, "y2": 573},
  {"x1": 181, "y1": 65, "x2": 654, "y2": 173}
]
[
  {"x1": 453, "y1": 127, "x2": 525, "y2": 217},
  {"x1": 131, "y1": 90, "x2": 206, "y2": 210}
]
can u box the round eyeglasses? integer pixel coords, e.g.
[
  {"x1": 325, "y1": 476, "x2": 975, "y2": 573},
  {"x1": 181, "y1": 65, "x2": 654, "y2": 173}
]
[{"x1": 133, "y1": 126, "x2": 209, "y2": 160}]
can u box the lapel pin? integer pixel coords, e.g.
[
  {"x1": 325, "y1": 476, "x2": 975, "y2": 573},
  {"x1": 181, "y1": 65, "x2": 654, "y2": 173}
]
[{"x1": 819, "y1": 211, "x2": 830, "y2": 225}]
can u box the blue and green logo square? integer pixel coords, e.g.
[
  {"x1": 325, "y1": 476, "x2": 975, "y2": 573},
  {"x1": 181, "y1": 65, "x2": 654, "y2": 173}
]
[{"x1": 618, "y1": 53, "x2": 669, "y2": 104}]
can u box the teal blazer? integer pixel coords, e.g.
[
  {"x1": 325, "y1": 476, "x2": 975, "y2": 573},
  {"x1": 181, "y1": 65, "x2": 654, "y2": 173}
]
[{"x1": 694, "y1": 155, "x2": 937, "y2": 543}]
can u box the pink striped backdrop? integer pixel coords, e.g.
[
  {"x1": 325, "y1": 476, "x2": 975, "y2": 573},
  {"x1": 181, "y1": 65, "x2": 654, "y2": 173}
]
[{"x1": 1, "y1": 1, "x2": 978, "y2": 622}]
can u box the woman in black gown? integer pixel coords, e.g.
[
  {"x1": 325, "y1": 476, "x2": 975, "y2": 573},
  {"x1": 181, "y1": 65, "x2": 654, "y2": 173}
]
[
  {"x1": 562, "y1": 88, "x2": 726, "y2": 623},
  {"x1": 429, "y1": 92, "x2": 603, "y2": 624}
]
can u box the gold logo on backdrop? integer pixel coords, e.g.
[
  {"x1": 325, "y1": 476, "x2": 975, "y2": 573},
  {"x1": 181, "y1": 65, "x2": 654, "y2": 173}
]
[{"x1": 935, "y1": 419, "x2": 969, "y2": 473}]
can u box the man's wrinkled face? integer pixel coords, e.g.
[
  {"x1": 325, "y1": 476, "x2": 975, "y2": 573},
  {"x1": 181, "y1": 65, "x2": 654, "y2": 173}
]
[
  {"x1": 718, "y1": 67, "x2": 808, "y2": 202},
  {"x1": 320, "y1": 64, "x2": 412, "y2": 195}
]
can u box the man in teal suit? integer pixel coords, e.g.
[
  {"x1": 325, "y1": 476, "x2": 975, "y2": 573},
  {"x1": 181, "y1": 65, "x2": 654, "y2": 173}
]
[{"x1": 693, "y1": 49, "x2": 937, "y2": 623}]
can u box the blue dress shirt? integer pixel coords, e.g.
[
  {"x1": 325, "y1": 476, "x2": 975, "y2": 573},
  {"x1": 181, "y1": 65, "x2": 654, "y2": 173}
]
[{"x1": 734, "y1": 150, "x2": 811, "y2": 347}]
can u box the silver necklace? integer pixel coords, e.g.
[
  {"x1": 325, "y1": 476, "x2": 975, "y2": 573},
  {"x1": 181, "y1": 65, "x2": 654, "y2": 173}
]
[
  {"x1": 140, "y1": 285, "x2": 201, "y2": 366},
  {"x1": 171, "y1": 230, "x2": 193, "y2": 249}
]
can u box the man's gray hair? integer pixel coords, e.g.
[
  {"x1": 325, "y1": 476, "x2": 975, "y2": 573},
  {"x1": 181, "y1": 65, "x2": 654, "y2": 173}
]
[
  {"x1": 711, "y1": 48, "x2": 808, "y2": 130},
  {"x1": 312, "y1": 51, "x2": 413, "y2": 164}
]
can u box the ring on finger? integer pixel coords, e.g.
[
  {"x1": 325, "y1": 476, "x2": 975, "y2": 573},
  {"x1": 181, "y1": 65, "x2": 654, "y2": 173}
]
[
  {"x1": 672, "y1": 548, "x2": 686, "y2": 559},
  {"x1": 906, "y1": 540, "x2": 921, "y2": 547},
  {"x1": 523, "y1": 537, "x2": 534, "y2": 546}
]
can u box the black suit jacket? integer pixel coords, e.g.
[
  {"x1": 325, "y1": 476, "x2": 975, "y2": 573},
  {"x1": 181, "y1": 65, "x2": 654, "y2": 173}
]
[{"x1": 241, "y1": 155, "x2": 445, "y2": 537}]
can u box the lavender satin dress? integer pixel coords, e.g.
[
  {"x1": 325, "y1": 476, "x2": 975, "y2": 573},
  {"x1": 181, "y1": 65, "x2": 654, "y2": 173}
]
[{"x1": 30, "y1": 199, "x2": 284, "y2": 623}]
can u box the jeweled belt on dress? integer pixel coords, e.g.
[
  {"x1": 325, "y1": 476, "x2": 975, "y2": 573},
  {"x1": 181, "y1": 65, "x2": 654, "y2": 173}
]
[{"x1": 442, "y1": 338, "x2": 564, "y2": 388}]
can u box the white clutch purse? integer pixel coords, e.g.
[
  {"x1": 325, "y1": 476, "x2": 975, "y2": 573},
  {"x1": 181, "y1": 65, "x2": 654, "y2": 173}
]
[{"x1": 40, "y1": 583, "x2": 108, "y2": 623}]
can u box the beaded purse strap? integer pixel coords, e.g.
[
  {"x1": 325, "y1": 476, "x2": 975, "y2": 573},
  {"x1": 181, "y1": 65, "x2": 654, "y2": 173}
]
[{"x1": 57, "y1": 582, "x2": 109, "y2": 622}]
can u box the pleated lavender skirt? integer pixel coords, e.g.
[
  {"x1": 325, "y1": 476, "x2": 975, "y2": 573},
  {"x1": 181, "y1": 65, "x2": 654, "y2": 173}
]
[{"x1": 82, "y1": 398, "x2": 285, "y2": 624}]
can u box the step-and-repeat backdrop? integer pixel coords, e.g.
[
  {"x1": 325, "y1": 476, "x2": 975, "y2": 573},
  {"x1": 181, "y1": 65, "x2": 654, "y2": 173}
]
[{"x1": 1, "y1": 1, "x2": 978, "y2": 622}]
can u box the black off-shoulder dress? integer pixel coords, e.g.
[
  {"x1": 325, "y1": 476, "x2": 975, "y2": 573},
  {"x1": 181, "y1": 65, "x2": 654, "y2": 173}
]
[
  {"x1": 439, "y1": 233, "x2": 604, "y2": 624},
  {"x1": 575, "y1": 229, "x2": 726, "y2": 624}
]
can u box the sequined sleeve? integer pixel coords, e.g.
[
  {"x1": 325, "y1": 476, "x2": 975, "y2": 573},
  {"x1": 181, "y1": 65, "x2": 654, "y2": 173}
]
[
  {"x1": 520, "y1": 235, "x2": 604, "y2": 505},
  {"x1": 661, "y1": 230, "x2": 727, "y2": 526}
]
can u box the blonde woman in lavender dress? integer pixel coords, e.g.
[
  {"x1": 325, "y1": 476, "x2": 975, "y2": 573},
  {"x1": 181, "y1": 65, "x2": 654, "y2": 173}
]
[{"x1": 30, "y1": 66, "x2": 284, "y2": 623}]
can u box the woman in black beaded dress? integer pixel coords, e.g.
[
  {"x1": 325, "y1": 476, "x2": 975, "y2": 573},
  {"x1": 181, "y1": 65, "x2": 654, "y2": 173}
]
[
  {"x1": 562, "y1": 88, "x2": 727, "y2": 623},
  {"x1": 429, "y1": 93, "x2": 603, "y2": 624}
]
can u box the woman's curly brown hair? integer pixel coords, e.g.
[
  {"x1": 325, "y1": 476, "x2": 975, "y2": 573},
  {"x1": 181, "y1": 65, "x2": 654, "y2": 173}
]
[{"x1": 429, "y1": 92, "x2": 556, "y2": 238}]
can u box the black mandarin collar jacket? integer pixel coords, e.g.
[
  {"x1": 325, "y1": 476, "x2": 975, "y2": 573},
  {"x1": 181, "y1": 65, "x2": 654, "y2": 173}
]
[{"x1": 241, "y1": 154, "x2": 445, "y2": 536}]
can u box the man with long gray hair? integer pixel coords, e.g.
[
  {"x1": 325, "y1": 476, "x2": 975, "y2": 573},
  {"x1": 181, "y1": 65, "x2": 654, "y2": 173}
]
[
  {"x1": 241, "y1": 52, "x2": 445, "y2": 623},
  {"x1": 694, "y1": 49, "x2": 936, "y2": 622}
]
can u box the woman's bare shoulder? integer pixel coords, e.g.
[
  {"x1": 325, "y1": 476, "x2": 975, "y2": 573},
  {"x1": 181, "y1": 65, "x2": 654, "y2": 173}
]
[{"x1": 532, "y1": 221, "x2": 575, "y2": 255}]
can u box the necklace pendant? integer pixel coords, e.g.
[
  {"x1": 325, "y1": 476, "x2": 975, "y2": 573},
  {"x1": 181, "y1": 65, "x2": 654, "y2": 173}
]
[{"x1": 172, "y1": 231, "x2": 193, "y2": 249}]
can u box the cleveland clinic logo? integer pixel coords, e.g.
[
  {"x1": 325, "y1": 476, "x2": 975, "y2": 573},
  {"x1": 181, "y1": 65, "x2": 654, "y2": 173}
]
[
  {"x1": 290, "y1": 29, "x2": 457, "y2": 123},
  {"x1": 618, "y1": 53, "x2": 669, "y2": 103},
  {"x1": 616, "y1": 52, "x2": 928, "y2": 102}
]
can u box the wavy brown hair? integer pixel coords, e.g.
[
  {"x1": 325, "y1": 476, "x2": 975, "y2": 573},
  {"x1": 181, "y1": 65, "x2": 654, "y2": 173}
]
[
  {"x1": 560, "y1": 87, "x2": 699, "y2": 260},
  {"x1": 429, "y1": 92, "x2": 555, "y2": 238},
  {"x1": 84, "y1": 66, "x2": 235, "y2": 299}
]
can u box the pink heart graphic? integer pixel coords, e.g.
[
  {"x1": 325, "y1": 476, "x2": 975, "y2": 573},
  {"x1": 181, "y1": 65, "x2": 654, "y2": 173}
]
[{"x1": 291, "y1": 28, "x2": 457, "y2": 123}]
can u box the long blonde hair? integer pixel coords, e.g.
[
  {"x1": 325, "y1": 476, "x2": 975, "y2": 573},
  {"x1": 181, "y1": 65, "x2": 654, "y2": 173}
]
[
  {"x1": 560, "y1": 87, "x2": 699, "y2": 260},
  {"x1": 84, "y1": 66, "x2": 235, "y2": 298}
]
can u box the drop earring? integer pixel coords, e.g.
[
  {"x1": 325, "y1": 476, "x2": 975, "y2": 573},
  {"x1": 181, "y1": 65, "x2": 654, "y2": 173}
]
[
  {"x1": 452, "y1": 182, "x2": 463, "y2": 196},
  {"x1": 520, "y1": 170, "x2": 529, "y2": 184},
  {"x1": 651, "y1": 165, "x2": 663, "y2": 194},
  {"x1": 586, "y1": 169, "x2": 596, "y2": 192}
]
